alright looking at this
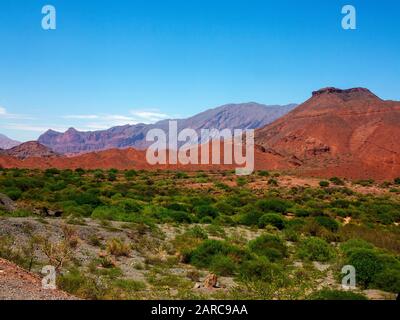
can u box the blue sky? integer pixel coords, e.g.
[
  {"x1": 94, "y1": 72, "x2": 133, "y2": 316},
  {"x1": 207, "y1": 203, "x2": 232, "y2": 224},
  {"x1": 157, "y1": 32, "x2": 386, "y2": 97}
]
[{"x1": 0, "y1": 0, "x2": 399, "y2": 141}]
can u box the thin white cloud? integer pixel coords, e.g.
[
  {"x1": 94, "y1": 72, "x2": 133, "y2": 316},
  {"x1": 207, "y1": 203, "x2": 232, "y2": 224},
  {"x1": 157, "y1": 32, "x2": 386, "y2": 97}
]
[
  {"x1": 0, "y1": 108, "x2": 174, "y2": 140},
  {"x1": 0, "y1": 123, "x2": 70, "y2": 133},
  {"x1": 62, "y1": 109, "x2": 172, "y2": 130},
  {"x1": 0, "y1": 106, "x2": 35, "y2": 120},
  {"x1": 130, "y1": 110, "x2": 170, "y2": 122}
]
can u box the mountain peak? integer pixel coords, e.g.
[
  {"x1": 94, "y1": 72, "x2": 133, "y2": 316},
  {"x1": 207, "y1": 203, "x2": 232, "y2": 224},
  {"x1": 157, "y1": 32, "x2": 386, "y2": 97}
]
[
  {"x1": 0, "y1": 134, "x2": 20, "y2": 149},
  {"x1": 312, "y1": 87, "x2": 379, "y2": 100}
]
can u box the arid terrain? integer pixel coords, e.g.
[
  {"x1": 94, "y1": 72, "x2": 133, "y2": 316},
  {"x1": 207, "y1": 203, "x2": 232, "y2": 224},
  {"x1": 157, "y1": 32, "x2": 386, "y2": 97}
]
[
  {"x1": 0, "y1": 88, "x2": 399, "y2": 300},
  {"x1": 0, "y1": 169, "x2": 399, "y2": 300}
]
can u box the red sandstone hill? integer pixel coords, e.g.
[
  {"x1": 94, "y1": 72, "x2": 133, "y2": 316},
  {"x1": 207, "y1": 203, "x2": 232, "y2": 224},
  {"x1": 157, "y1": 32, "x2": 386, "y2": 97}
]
[
  {"x1": 255, "y1": 87, "x2": 400, "y2": 180},
  {"x1": 0, "y1": 143, "x2": 292, "y2": 172},
  {"x1": 0, "y1": 141, "x2": 59, "y2": 159}
]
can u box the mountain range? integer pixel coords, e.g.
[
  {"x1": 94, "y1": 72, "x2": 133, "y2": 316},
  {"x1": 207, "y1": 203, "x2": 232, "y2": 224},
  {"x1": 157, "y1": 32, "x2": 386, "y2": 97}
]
[
  {"x1": 1, "y1": 87, "x2": 399, "y2": 180},
  {"x1": 38, "y1": 102, "x2": 297, "y2": 154}
]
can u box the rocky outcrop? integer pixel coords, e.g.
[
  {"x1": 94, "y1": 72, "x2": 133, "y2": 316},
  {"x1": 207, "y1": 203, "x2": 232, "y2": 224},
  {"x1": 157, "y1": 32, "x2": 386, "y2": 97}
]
[{"x1": 0, "y1": 141, "x2": 59, "y2": 159}]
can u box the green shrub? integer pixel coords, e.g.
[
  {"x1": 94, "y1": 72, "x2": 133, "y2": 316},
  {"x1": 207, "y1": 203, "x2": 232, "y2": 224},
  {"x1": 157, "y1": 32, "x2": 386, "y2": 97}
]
[
  {"x1": 185, "y1": 226, "x2": 208, "y2": 240},
  {"x1": 194, "y1": 205, "x2": 219, "y2": 219},
  {"x1": 108, "y1": 172, "x2": 117, "y2": 181},
  {"x1": 166, "y1": 202, "x2": 189, "y2": 212},
  {"x1": 319, "y1": 181, "x2": 330, "y2": 188},
  {"x1": 294, "y1": 208, "x2": 311, "y2": 217},
  {"x1": 57, "y1": 268, "x2": 103, "y2": 299},
  {"x1": 330, "y1": 199, "x2": 351, "y2": 209},
  {"x1": 174, "y1": 172, "x2": 188, "y2": 179},
  {"x1": 267, "y1": 178, "x2": 278, "y2": 186},
  {"x1": 354, "y1": 179, "x2": 374, "y2": 187},
  {"x1": 214, "y1": 201, "x2": 235, "y2": 216},
  {"x1": 75, "y1": 168, "x2": 85, "y2": 175},
  {"x1": 329, "y1": 177, "x2": 345, "y2": 185},
  {"x1": 239, "y1": 257, "x2": 282, "y2": 281},
  {"x1": 4, "y1": 188, "x2": 22, "y2": 201},
  {"x1": 210, "y1": 254, "x2": 237, "y2": 276},
  {"x1": 257, "y1": 198, "x2": 291, "y2": 214},
  {"x1": 394, "y1": 177, "x2": 400, "y2": 185},
  {"x1": 248, "y1": 234, "x2": 287, "y2": 262},
  {"x1": 117, "y1": 199, "x2": 142, "y2": 213},
  {"x1": 74, "y1": 191, "x2": 102, "y2": 207},
  {"x1": 238, "y1": 208, "x2": 263, "y2": 226},
  {"x1": 314, "y1": 216, "x2": 339, "y2": 232},
  {"x1": 282, "y1": 229, "x2": 300, "y2": 242},
  {"x1": 205, "y1": 224, "x2": 226, "y2": 237},
  {"x1": 236, "y1": 177, "x2": 247, "y2": 187},
  {"x1": 258, "y1": 213, "x2": 285, "y2": 230},
  {"x1": 346, "y1": 249, "x2": 383, "y2": 287},
  {"x1": 309, "y1": 289, "x2": 367, "y2": 300},
  {"x1": 258, "y1": 170, "x2": 270, "y2": 177},
  {"x1": 297, "y1": 237, "x2": 335, "y2": 262},
  {"x1": 167, "y1": 210, "x2": 193, "y2": 223},
  {"x1": 340, "y1": 239, "x2": 374, "y2": 255},
  {"x1": 189, "y1": 240, "x2": 248, "y2": 269},
  {"x1": 372, "y1": 269, "x2": 400, "y2": 293},
  {"x1": 199, "y1": 216, "x2": 213, "y2": 224},
  {"x1": 91, "y1": 206, "x2": 120, "y2": 220},
  {"x1": 113, "y1": 279, "x2": 146, "y2": 292},
  {"x1": 124, "y1": 170, "x2": 138, "y2": 180}
]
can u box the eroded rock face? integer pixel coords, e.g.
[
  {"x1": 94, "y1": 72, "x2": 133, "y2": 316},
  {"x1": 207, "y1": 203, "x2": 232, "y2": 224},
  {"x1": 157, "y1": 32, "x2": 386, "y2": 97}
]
[
  {"x1": 0, "y1": 193, "x2": 16, "y2": 212},
  {"x1": 255, "y1": 87, "x2": 400, "y2": 180}
]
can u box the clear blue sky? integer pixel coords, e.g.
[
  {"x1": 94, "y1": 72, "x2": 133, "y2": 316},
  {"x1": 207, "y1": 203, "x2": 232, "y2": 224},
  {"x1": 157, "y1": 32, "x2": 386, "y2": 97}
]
[{"x1": 0, "y1": 0, "x2": 399, "y2": 141}]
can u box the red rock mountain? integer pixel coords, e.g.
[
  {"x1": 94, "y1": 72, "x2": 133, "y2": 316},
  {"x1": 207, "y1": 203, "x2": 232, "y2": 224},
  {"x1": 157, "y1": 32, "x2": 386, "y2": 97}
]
[
  {"x1": 0, "y1": 144, "x2": 291, "y2": 172},
  {"x1": 0, "y1": 141, "x2": 59, "y2": 159},
  {"x1": 255, "y1": 87, "x2": 400, "y2": 180}
]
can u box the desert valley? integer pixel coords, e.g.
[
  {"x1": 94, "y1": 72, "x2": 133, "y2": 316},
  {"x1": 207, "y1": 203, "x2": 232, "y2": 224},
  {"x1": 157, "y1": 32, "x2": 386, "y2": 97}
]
[{"x1": 0, "y1": 87, "x2": 399, "y2": 300}]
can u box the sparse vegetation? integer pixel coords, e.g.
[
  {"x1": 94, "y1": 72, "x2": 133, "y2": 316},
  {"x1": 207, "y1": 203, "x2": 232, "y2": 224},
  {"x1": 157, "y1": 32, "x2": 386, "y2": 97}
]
[{"x1": 0, "y1": 168, "x2": 399, "y2": 300}]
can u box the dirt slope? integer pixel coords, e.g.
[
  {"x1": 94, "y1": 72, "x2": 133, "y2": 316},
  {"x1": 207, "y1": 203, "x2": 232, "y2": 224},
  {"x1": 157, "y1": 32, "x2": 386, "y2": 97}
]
[{"x1": 0, "y1": 258, "x2": 78, "y2": 300}]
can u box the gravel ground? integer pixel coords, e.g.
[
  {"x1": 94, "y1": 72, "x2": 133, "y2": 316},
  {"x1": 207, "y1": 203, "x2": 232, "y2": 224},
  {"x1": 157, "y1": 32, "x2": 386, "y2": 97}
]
[{"x1": 0, "y1": 258, "x2": 79, "y2": 300}]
